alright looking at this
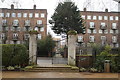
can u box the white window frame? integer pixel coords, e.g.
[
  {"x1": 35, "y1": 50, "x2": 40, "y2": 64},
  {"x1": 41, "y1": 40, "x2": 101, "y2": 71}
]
[
  {"x1": 2, "y1": 19, "x2": 7, "y2": 23},
  {"x1": 110, "y1": 30, "x2": 114, "y2": 34},
  {"x1": 101, "y1": 22, "x2": 106, "y2": 26},
  {"x1": 37, "y1": 20, "x2": 42, "y2": 24},
  {"x1": 115, "y1": 16, "x2": 118, "y2": 20},
  {"x1": 90, "y1": 22, "x2": 95, "y2": 28},
  {"x1": 29, "y1": 13, "x2": 33, "y2": 18},
  {"x1": 87, "y1": 15, "x2": 91, "y2": 20},
  {"x1": 87, "y1": 29, "x2": 91, "y2": 33},
  {"x1": 23, "y1": 13, "x2": 27, "y2": 18},
  {"x1": 93, "y1": 16, "x2": 97, "y2": 20},
  {"x1": 38, "y1": 34, "x2": 41, "y2": 39},
  {"x1": 41, "y1": 13, "x2": 45, "y2": 18},
  {"x1": 101, "y1": 36, "x2": 106, "y2": 41},
  {"x1": 78, "y1": 36, "x2": 83, "y2": 42},
  {"x1": 13, "y1": 19, "x2": 19, "y2": 26},
  {"x1": 93, "y1": 29, "x2": 97, "y2": 33},
  {"x1": 0, "y1": 13, "x2": 4, "y2": 17},
  {"x1": 12, "y1": 13, "x2": 16, "y2": 17},
  {"x1": 98, "y1": 16, "x2": 102, "y2": 20},
  {"x1": 110, "y1": 16, "x2": 113, "y2": 20},
  {"x1": 40, "y1": 27, "x2": 44, "y2": 32},
  {"x1": 104, "y1": 16, "x2": 108, "y2": 20},
  {"x1": 81, "y1": 15, "x2": 85, "y2": 19},
  {"x1": 112, "y1": 23, "x2": 117, "y2": 29},
  {"x1": 6, "y1": 13, "x2": 10, "y2": 17},
  {"x1": 89, "y1": 36, "x2": 95, "y2": 42},
  {"x1": 99, "y1": 30, "x2": 102, "y2": 34},
  {"x1": 17, "y1": 13, "x2": 21, "y2": 17},
  {"x1": 35, "y1": 13, "x2": 39, "y2": 18}
]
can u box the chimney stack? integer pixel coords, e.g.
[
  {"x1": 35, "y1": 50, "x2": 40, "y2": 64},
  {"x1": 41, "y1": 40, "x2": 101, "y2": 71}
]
[
  {"x1": 11, "y1": 4, "x2": 14, "y2": 9},
  {"x1": 105, "y1": 9, "x2": 108, "y2": 12},
  {"x1": 33, "y1": 5, "x2": 36, "y2": 9},
  {"x1": 84, "y1": 8, "x2": 87, "y2": 11}
]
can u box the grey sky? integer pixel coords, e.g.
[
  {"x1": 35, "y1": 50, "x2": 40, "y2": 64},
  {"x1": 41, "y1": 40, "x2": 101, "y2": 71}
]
[{"x1": 0, "y1": 0, "x2": 118, "y2": 37}]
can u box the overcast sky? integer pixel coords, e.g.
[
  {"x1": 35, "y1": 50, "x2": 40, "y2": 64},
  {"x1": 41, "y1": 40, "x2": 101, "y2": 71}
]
[{"x1": 0, "y1": 0, "x2": 118, "y2": 37}]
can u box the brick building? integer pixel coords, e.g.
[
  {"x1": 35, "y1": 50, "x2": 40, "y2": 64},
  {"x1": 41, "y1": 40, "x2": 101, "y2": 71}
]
[
  {"x1": 78, "y1": 8, "x2": 120, "y2": 48},
  {"x1": 0, "y1": 4, "x2": 47, "y2": 44}
]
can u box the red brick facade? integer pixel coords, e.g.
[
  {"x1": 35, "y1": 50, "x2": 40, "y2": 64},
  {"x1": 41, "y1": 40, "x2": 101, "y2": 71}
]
[
  {"x1": 78, "y1": 8, "x2": 120, "y2": 48},
  {"x1": 0, "y1": 4, "x2": 47, "y2": 44}
]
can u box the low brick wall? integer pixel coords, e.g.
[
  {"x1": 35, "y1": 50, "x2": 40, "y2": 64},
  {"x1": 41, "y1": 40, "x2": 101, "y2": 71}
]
[{"x1": 76, "y1": 56, "x2": 93, "y2": 68}]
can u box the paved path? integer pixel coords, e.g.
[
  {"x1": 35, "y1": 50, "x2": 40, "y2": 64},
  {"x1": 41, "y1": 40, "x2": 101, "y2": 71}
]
[
  {"x1": 37, "y1": 57, "x2": 68, "y2": 67},
  {"x1": 2, "y1": 71, "x2": 119, "y2": 78}
]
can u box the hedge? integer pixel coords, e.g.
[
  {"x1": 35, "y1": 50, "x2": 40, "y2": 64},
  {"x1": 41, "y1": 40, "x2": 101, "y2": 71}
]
[{"x1": 1, "y1": 44, "x2": 29, "y2": 67}]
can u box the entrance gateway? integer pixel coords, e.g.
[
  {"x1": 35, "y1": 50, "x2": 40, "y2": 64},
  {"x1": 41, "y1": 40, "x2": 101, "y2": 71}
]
[{"x1": 29, "y1": 33, "x2": 77, "y2": 66}]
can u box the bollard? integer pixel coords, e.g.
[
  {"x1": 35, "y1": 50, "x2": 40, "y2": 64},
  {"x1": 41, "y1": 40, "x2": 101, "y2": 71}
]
[{"x1": 104, "y1": 60, "x2": 110, "y2": 73}]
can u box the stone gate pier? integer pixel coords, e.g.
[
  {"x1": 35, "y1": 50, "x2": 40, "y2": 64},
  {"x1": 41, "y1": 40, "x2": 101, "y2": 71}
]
[
  {"x1": 29, "y1": 33, "x2": 37, "y2": 64},
  {"x1": 68, "y1": 35, "x2": 77, "y2": 66}
]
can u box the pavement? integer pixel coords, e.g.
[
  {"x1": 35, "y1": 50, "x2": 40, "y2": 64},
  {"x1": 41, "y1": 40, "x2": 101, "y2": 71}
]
[{"x1": 2, "y1": 71, "x2": 119, "y2": 78}]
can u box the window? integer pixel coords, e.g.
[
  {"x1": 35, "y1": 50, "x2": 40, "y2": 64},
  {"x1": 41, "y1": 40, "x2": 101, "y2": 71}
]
[
  {"x1": 12, "y1": 13, "x2": 16, "y2": 17},
  {"x1": 115, "y1": 16, "x2": 118, "y2": 20},
  {"x1": 41, "y1": 13, "x2": 45, "y2": 18},
  {"x1": 13, "y1": 33, "x2": 18, "y2": 39},
  {"x1": 40, "y1": 27, "x2": 44, "y2": 32},
  {"x1": 87, "y1": 15, "x2": 91, "y2": 20},
  {"x1": 35, "y1": 13, "x2": 39, "y2": 18},
  {"x1": 116, "y1": 30, "x2": 119, "y2": 34},
  {"x1": 2, "y1": 19, "x2": 7, "y2": 23},
  {"x1": 6, "y1": 13, "x2": 10, "y2": 17},
  {"x1": 17, "y1": 41, "x2": 20, "y2": 44},
  {"x1": 115, "y1": 44, "x2": 119, "y2": 47},
  {"x1": 0, "y1": 13, "x2": 4, "y2": 17},
  {"x1": 101, "y1": 36, "x2": 106, "y2": 41},
  {"x1": 99, "y1": 30, "x2": 102, "y2": 34},
  {"x1": 25, "y1": 20, "x2": 30, "y2": 26},
  {"x1": 87, "y1": 29, "x2": 91, "y2": 33},
  {"x1": 17, "y1": 13, "x2": 21, "y2": 17},
  {"x1": 93, "y1": 29, "x2": 97, "y2": 33},
  {"x1": 37, "y1": 20, "x2": 42, "y2": 24},
  {"x1": 1, "y1": 33, "x2": 5, "y2": 40},
  {"x1": 38, "y1": 34, "x2": 41, "y2": 39},
  {"x1": 104, "y1": 16, "x2": 108, "y2": 20},
  {"x1": 112, "y1": 36, "x2": 117, "y2": 42},
  {"x1": 23, "y1": 13, "x2": 27, "y2": 17},
  {"x1": 101, "y1": 36, "x2": 106, "y2": 46},
  {"x1": 34, "y1": 27, "x2": 38, "y2": 31},
  {"x1": 90, "y1": 22, "x2": 95, "y2": 28},
  {"x1": 112, "y1": 23, "x2": 117, "y2": 29},
  {"x1": 104, "y1": 30, "x2": 108, "y2": 34},
  {"x1": 110, "y1": 30, "x2": 113, "y2": 33},
  {"x1": 29, "y1": 13, "x2": 33, "y2": 18},
  {"x1": 13, "y1": 19, "x2": 19, "y2": 26},
  {"x1": 89, "y1": 36, "x2": 94, "y2": 42},
  {"x1": 78, "y1": 36, "x2": 83, "y2": 42},
  {"x1": 24, "y1": 34, "x2": 30, "y2": 40},
  {"x1": 98, "y1": 16, "x2": 102, "y2": 20},
  {"x1": 81, "y1": 15, "x2": 85, "y2": 19},
  {"x1": 110, "y1": 16, "x2": 113, "y2": 20},
  {"x1": 101, "y1": 22, "x2": 105, "y2": 26},
  {"x1": 93, "y1": 16, "x2": 97, "y2": 20}
]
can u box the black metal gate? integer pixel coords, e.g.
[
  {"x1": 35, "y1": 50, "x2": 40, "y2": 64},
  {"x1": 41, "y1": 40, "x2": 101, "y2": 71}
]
[{"x1": 52, "y1": 53, "x2": 68, "y2": 64}]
